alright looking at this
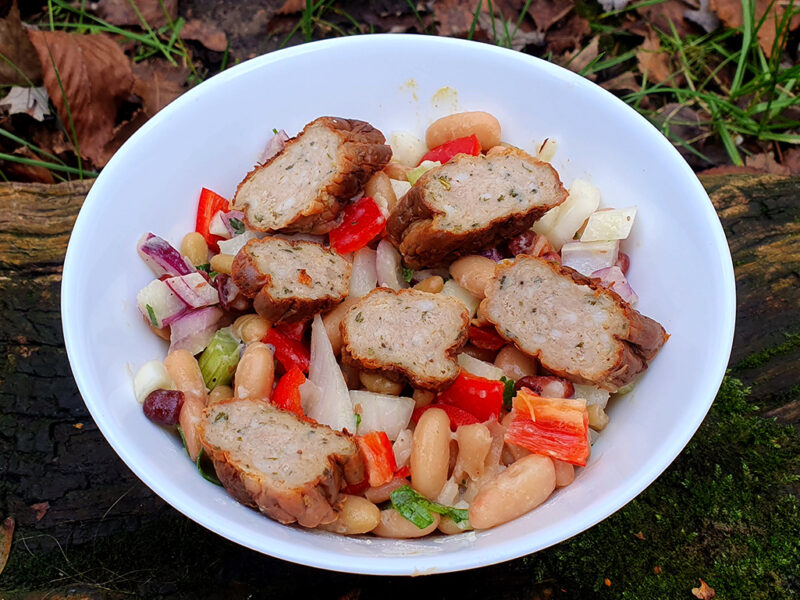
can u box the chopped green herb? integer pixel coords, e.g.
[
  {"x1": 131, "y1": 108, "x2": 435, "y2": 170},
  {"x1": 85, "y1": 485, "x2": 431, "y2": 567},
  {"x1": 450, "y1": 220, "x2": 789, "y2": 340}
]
[
  {"x1": 272, "y1": 127, "x2": 278, "y2": 134},
  {"x1": 145, "y1": 304, "x2": 158, "y2": 327},
  {"x1": 196, "y1": 263, "x2": 212, "y2": 273},
  {"x1": 500, "y1": 376, "x2": 516, "y2": 410},
  {"x1": 402, "y1": 266, "x2": 415, "y2": 283},
  {"x1": 177, "y1": 426, "x2": 222, "y2": 486},
  {"x1": 285, "y1": 164, "x2": 294, "y2": 170},
  {"x1": 437, "y1": 176, "x2": 451, "y2": 191},
  {"x1": 228, "y1": 217, "x2": 245, "y2": 234},
  {"x1": 215, "y1": 412, "x2": 229, "y2": 423},
  {"x1": 421, "y1": 310, "x2": 429, "y2": 321},
  {"x1": 576, "y1": 342, "x2": 584, "y2": 348},
  {"x1": 355, "y1": 312, "x2": 364, "y2": 323},
  {"x1": 355, "y1": 413, "x2": 362, "y2": 428},
  {"x1": 390, "y1": 485, "x2": 469, "y2": 529}
]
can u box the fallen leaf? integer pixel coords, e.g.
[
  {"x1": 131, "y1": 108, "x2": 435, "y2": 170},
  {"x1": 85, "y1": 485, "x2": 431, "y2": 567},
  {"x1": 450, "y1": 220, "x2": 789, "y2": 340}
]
[
  {"x1": 633, "y1": 531, "x2": 646, "y2": 540},
  {"x1": 0, "y1": 1, "x2": 42, "y2": 85},
  {"x1": 27, "y1": 30, "x2": 135, "y2": 167},
  {"x1": 2, "y1": 147, "x2": 55, "y2": 184},
  {"x1": 691, "y1": 578, "x2": 716, "y2": 599},
  {"x1": 636, "y1": 32, "x2": 673, "y2": 84},
  {"x1": 781, "y1": 147, "x2": 800, "y2": 175},
  {"x1": 598, "y1": 0, "x2": 630, "y2": 10},
  {"x1": 0, "y1": 517, "x2": 13, "y2": 576},
  {"x1": 600, "y1": 70, "x2": 640, "y2": 92},
  {"x1": 711, "y1": 0, "x2": 800, "y2": 57},
  {"x1": 132, "y1": 60, "x2": 189, "y2": 117},
  {"x1": 0, "y1": 86, "x2": 50, "y2": 121},
  {"x1": 30, "y1": 501, "x2": 49, "y2": 522},
  {"x1": 636, "y1": 0, "x2": 693, "y2": 37},
  {"x1": 745, "y1": 151, "x2": 790, "y2": 175},
  {"x1": 102, "y1": 108, "x2": 149, "y2": 160},
  {"x1": 604, "y1": 578, "x2": 612, "y2": 587},
  {"x1": 90, "y1": 0, "x2": 178, "y2": 29},
  {"x1": 434, "y1": 0, "x2": 476, "y2": 37},
  {"x1": 73, "y1": 422, "x2": 85, "y2": 429},
  {"x1": 276, "y1": 0, "x2": 305, "y2": 14},
  {"x1": 545, "y1": 12, "x2": 590, "y2": 54},
  {"x1": 32, "y1": 125, "x2": 74, "y2": 157},
  {"x1": 653, "y1": 565, "x2": 663, "y2": 574},
  {"x1": 684, "y1": 0, "x2": 719, "y2": 33},
  {"x1": 527, "y1": 0, "x2": 574, "y2": 32},
  {"x1": 697, "y1": 164, "x2": 762, "y2": 175},
  {"x1": 180, "y1": 18, "x2": 228, "y2": 52},
  {"x1": 561, "y1": 36, "x2": 600, "y2": 77}
]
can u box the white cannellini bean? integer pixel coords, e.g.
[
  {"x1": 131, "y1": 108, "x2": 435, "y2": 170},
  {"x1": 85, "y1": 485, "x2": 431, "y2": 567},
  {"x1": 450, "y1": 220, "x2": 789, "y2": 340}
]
[
  {"x1": 410, "y1": 408, "x2": 451, "y2": 500},
  {"x1": 468, "y1": 454, "x2": 556, "y2": 530},
  {"x1": 371, "y1": 509, "x2": 440, "y2": 538},
  {"x1": 553, "y1": 459, "x2": 575, "y2": 488},
  {"x1": 425, "y1": 111, "x2": 502, "y2": 151},
  {"x1": 494, "y1": 345, "x2": 537, "y2": 380},
  {"x1": 234, "y1": 342, "x2": 274, "y2": 401},
  {"x1": 318, "y1": 495, "x2": 380, "y2": 535},
  {"x1": 454, "y1": 423, "x2": 492, "y2": 481}
]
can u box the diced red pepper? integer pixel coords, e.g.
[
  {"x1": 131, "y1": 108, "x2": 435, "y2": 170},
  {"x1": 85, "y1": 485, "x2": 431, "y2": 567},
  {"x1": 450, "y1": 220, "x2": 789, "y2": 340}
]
[
  {"x1": 328, "y1": 196, "x2": 386, "y2": 254},
  {"x1": 469, "y1": 325, "x2": 507, "y2": 351},
  {"x1": 263, "y1": 328, "x2": 310, "y2": 373},
  {"x1": 437, "y1": 371, "x2": 504, "y2": 422},
  {"x1": 418, "y1": 135, "x2": 481, "y2": 165},
  {"x1": 505, "y1": 388, "x2": 590, "y2": 466},
  {"x1": 271, "y1": 367, "x2": 305, "y2": 417},
  {"x1": 394, "y1": 465, "x2": 411, "y2": 479},
  {"x1": 342, "y1": 479, "x2": 370, "y2": 496},
  {"x1": 411, "y1": 403, "x2": 480, "y2": 431},
  {"x1": 195, "y1": 188, "x2": 229, "y2": 253},
  {"x1": 274, "y1": 320, "x2": 308, "y2": 342},
  {"x1": 355, "y1": 431, "x2": 397, "y2": 487}
]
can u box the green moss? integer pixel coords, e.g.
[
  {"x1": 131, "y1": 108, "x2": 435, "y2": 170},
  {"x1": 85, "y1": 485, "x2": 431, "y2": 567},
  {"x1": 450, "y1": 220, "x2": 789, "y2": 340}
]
[
  {"x1": 3, "y1": 377, "x2": 799, "y2": 598},
  {"x1": 735, "y1": 332, "x2": 800, "y2": 370}
]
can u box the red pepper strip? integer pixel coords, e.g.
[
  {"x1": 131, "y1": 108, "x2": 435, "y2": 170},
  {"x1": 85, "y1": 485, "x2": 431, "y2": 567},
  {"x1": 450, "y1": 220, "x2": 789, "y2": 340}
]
[
  {"x1": 263, "y1": 328, "x2": 310, "y2": 373},
  {"x1": 394, "y1": 465, "x2": 411, "y2": 479},
  {"x1": 342, "y1": 479, "x2": 370, "y2": 496},
  {"x1": 505, "y1": 388, "x2": 590, "y2": 467},
  {"x1": 195, "y1": 188, "x2": 229, "y2": 253},
  {"x1": 437, "y1": 371, "x2": 504, "y2": 422},
  {"x1": 418, "y1": 134, "x2": 481, "y2": 165},
  {"x1": 271, "y1": 367, "x2": 306, "y2": 417},
  {"x1": 275, "y1": 320, "x2": 308, "y2": 342},
  {"x1": 468, "y1": 325, "x2": 507, "y2": 351},
  {"x1": 328, "y1": 196, "x2": 386, "y2": 255},
  {"x1": 411, "y1": 403, "x2": 480, "y2": 432},
  {"x1": 355, "y1": 431, "x2": 397, "y2": 487}
]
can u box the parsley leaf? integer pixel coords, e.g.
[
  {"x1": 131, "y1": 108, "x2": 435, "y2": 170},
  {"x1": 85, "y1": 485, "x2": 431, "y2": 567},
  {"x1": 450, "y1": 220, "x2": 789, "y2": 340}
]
[
  {"x1": 390, "y1": 484, "x2": 469, "y2": 529},
  {"x1": 177, "y1": 426, "x2": 222, "y2": 486},
  {"x1": 228, "y1": 217, "x2": 245, "y2": 234},
  {"x1": 500, "y1": 376, "x2": 516, "y2": 410},
  {"x1": 196, "y1": 263, "x2": 212, "y2": 273},
  {"x1": 145, "y1": 304, "x2": 158, "y2": 327},
  {"x1": 401, "y1": 266, "x2": 414, "y2": 283},
  {"x1": 355, "y1": 413, "x2": 362, "y2": 428}
]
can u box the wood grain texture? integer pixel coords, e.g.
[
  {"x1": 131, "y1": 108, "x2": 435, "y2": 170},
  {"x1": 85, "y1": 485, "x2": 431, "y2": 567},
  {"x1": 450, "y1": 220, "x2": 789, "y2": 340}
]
[{"x1": 1, "y1": 176, "x2": 798, "y2": 597}]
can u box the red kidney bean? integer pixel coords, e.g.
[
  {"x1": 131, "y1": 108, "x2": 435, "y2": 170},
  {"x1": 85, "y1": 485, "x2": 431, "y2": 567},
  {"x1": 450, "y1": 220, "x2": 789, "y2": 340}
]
[
  {"x1": 143, "y1": 389, "x2": 185, "y2": 425},
  {"x1": 515, "y1": 376, "x2": 574, "y2": 398},
  {"x1": 480, "y1": 247, "x2": 504, "y2": 261},
  {"x1": 615, "y1": 252, "x2": 630, "y2": 275},
  {"x1": 508, "y1": 230, "x2": 536, "y2": 256}
]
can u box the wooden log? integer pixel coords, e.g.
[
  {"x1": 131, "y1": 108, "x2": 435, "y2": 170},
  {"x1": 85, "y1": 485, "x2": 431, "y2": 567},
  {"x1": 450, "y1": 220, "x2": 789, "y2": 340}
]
[{"x1": 0, "y1": 176, "x2": 798, "y2": 596}]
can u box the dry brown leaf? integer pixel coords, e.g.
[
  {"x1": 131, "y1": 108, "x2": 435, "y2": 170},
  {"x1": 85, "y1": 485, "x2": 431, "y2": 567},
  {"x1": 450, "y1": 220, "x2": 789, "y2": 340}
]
[
  {"x1": 27, "y1": 30, "x2": 134, "y2": 167},
  {"x1": 781, "y1": 147, "x2": 800, "y2": 175},
  {"x1": 711, "y1": 0, "x2": 800, "y2": 57},
  {"x1": 3, "y1": 146, "x2": 56, "y2": 183},
  {"x1": 636, "y1": 32, "x2": 673, "y2": 84},
  {"x1": 653, "y1": 565, "x2": 663, "y2": 574},
  {"x1": 91, "y1": 0, "x2": 178, "y2": 29},
  {"x1": 545, "y1": 13, "x2": 590, "y2": 54},
  {"x1": 636, "y1": 0, "x2": 693, "y2": 37},
  {"x1": 276, "y1": 0, "x2": 305, "y2": 15},
  {"x1": 527, "y1": 0, "x2": 574, "y2": 32},
  {"x1": 0, "y1": 517, "x2": 14, "y2": 576},
  {"x1": 132, "y1": 60, "x2": 189, "y2": 117},
  {"x1": 434, "y1": 0, "x2": 476, "y2": 37},
  {"x1": 691, "y1": 578, "x2": 716, "y2": 599},
  {"x1": 745, "y1": 151, "x2": 790, "y2": 175},
  {"x1": 0, "y1": 1, "x2": 42, "y2": 85},
  {"x1": 600, "y1": 70, "x2": 640, "y2": 92},
  {"x1": 30, "y1": 501, "x2": 50, "y2": 522},
  {"x1": 103, "y1": 108, "x2": 149, "y2": 160},
  {"x1": 633, "y1": 530, "x2": 646, "y2": 540},
  {"x1": 180, "y1": 19, "x2": 228, "y2": 52},
  {"x1": 562, "y1": 36, "x2": 600, "y2": 77}
]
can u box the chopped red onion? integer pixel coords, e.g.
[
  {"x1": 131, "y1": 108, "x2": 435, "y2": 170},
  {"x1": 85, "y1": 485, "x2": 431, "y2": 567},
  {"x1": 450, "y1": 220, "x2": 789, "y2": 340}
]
[
  {"x1": 260, "y1": 129, "x2": 290, "y2": 163},
  {"x1": 615, "y1": 251, "x2": 630, "y2": 275},
  {"x1": 208, "y1": 211, "x2": 230, "y2": 239},
  {"x1": 221, "y1": 210, "x2": 247, "y2": 238},
  {"x1": 164, "y1": 272, "x2": 220, "y2": 308},
  {"x1": 376, "y1": 239, "x2": 408, "y2": 290},
  {"x1": 136, "y1": 278, "x2": 187, "y2": 327},
  {"x1": 214, "y1": 274, "x2": 252, "y2": 313},
  {"x1": 137, "y1": 233, "x2": 195, "y2": 277},
  {"x1": 169, "y1": 306, "x2": 223, "y2": 355},
  {"x1": 591, "y1": 265, "x2": 638, "y2": 305}
]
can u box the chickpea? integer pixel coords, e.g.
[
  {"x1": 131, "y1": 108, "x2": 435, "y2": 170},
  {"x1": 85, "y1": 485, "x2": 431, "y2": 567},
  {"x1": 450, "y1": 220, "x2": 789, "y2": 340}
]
[
  {"x1": 414, "y1": 275, "x2": 444, "y2": 293},
  {"x1": 318, "y1": 495, "x2": 380, "y2": 535},
  {"x1": 210, "y1": 253, "x2": 235, "y2": 275},
  {"x1": 359, "y1": 371, "x2": 404, "y2": 396},
  {"x1": 180, "y1": 232, "x2": 209, "y2": 266},
  {"x1": 232, "y1": 314, "x2": 271, "y2": 343},
  {"x1": 494, "y1": 345, "x2": 537, "y2": 380},
  {"x1": 426, "y1": 111, "x2": 502, "y2": 151},
  {"x1": 412, "y1": 388, "x2": 435, "y2": 409}
]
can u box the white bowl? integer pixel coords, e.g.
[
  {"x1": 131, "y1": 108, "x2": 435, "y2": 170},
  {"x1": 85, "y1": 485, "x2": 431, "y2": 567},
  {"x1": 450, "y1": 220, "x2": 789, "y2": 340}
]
[{"x1": 62, "y1": 34, "x2": 735, "y2": 575}]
